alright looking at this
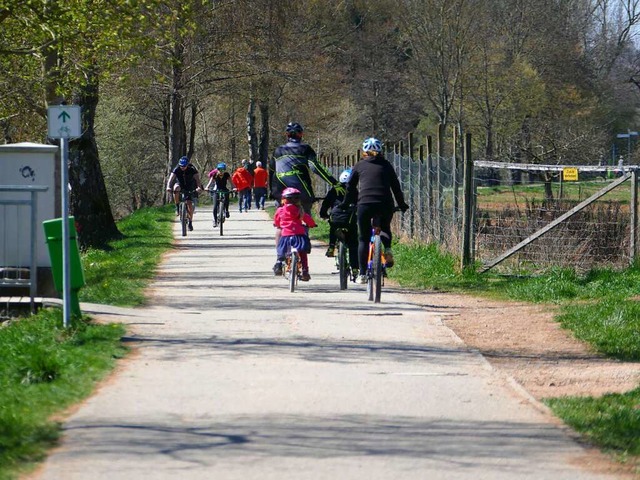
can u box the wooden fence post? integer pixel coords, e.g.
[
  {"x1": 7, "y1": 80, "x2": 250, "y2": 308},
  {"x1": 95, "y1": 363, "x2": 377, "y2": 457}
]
[
  {"x1": 418, "y1": 144, "x2": 424, "y2": 237},
  {"x1": 436, "y1": 123, "x2": 445, "y2": 242},
  {"x1": 426, "y1": 135, "x2": 433, "y2": 238},
  {"x1": 461, "y1": 133, "x2": 474, "y2": 270},
  {"x1": 408, "y1": 133, "x2": 414, "y2": 237},
  {"x1": 453, "y1": 125, "x2": 459, "y2": 222},
  {"x1": 631, "y1": 168, "x2": 639, "y2": 264}
]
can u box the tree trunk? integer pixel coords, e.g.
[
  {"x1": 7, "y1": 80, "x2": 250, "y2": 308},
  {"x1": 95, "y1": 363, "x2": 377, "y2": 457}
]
[
  {"x1": 246, "y1": 95, "x2": 258, "y2": 163},
  {"x1": 187, "y1": 97, "x2": 197, "y2": 160},
  {"x1": 258, "y1": 101, "x2": 270, "y2": 165},
  {"x1": 168, "y1": 43, "x2": 186, "y2": 169},
  {"x1": 70, "y1": 70, "x2": 121, "y2": 249},
  {"x1": 543, "y1": 172, "x2": 555, "y2": 201}
]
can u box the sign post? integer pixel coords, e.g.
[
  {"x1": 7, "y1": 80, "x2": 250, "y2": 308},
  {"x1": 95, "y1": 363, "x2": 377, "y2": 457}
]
[
  {"x1": 616, "y1": 129, "x2": 638, "y2": 161},
  {"x1": 47, "y1": 105, "x2": 81, "y2": 328}
]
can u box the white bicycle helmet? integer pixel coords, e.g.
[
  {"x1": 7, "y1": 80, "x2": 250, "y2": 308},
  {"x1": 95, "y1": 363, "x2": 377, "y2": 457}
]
[
  {"x1": 362, "y1": 137, "x2": 383, "y2": 153},
  {"x1": 339, "y1": 169, "x2": 352, "y2": 184}
]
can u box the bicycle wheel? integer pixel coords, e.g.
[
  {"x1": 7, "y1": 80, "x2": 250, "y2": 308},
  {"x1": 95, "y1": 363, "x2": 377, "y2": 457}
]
[
  {"x1": 218, "y1": 199, "x2": 225, "y2": 236},
  {"x1": 338, "y1": 241, "x2": 349, "y2": 290},
  {"x1": 180, "y1": 202, "x2": 187, "y2": 237},
  {"x1": 366, "y1": 239, "x2": 375, "y2": 301},
  {"x1": 289, "y1": 250, "x2": 298, "y2": 293},
  {"x1": 372, "y1": 235, "x2": 383, "y2": 303}
]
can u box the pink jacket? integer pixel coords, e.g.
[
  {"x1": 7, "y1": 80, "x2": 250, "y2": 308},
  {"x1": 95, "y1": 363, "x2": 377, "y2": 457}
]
[{"x1": 274, "y1": 203, "x2": 316, "y2": 236}]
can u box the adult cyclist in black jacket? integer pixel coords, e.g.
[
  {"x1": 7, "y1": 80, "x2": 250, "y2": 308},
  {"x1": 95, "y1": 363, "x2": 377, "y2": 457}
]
[
  {"x1": 269, "y1": 122, "x2": 341, "y2": 214},
  {"x1": 341, "y1": 137, "x2": 408, "y2": 285}
]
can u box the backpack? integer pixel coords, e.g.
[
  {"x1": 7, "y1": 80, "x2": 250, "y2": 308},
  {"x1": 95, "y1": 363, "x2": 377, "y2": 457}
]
[{"x1": 330, "y1": 203, "x2": 356, "y2": 227}]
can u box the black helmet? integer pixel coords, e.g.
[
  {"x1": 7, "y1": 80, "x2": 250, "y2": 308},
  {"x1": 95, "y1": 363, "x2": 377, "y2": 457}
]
[{"x1": 285, "y1": 122, "x2": 304, "y2": 135}]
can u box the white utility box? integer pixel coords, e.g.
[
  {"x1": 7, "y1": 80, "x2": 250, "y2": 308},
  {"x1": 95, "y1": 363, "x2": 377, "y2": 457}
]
[{"x1": 0, "y1": 142, "x2": 58, "y2": 267}]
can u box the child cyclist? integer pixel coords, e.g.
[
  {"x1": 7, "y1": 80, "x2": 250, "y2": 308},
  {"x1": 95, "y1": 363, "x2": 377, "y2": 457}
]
[
  {"x1": 320, "y1": 169, "x2": 359, "y2": 277},
  {"x1": 272, "y1": 187, "x2": 317, "y2": 281}
]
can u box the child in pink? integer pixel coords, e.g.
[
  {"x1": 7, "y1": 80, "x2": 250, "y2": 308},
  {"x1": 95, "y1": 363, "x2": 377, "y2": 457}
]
[{"x1": 272, "y1": 188, "x2": 317, "y2": 281}]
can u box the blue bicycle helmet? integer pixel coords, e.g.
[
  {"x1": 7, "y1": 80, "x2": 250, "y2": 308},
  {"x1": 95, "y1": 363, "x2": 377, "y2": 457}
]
[
  {"x1": 178, "y1": 156, "x2": 189, "y2": 167},
  {"x1": 285, "y1": 122, "x2": 304, "y2": 135},
  {"x1": 217, "y1": 162, "x2": 227, "y2": 170},
  {"x1": 339, "y1": 169, "x2": 352, "y2": 184},
  {"x1": 362, "y1": 137, "x2": 383, "y2": 153}
]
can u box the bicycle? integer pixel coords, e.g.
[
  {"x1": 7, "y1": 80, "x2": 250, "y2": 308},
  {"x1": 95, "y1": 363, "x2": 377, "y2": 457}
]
[
  {"x1": 210, "y1": 189, "x2": 230, "y2": 236},
  {"x1": 178, "y1": 190, "x2": 197, "y2": 237},
  {"x1": 282, "y1": 246, "x2": 301, "y2": 292},
  {"x1": 334, "y1": 227, "x2": 354, "y2": 290},
  {"x1": 366, "y1": 207, "x2": 402, "y2": 303}
]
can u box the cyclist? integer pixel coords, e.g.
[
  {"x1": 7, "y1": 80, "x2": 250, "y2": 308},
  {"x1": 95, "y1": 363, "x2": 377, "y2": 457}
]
[
  {"x1": 253, "y1": 161, "x2": 268, "y2": 209},
  {"x1": 232, "y1": 160, "x2": 253, "y2": 212},
  {"x1": 341, "y1": 137, "x2": 408, "y2": 284},
  {"x1": 269, "y1": 122, "x2": 341, "y2": 214},
  {"x1": 204, "y1": 162, "x2": 233, "y2": 228},
  {"x1": 272, "y1": 187, "x2": 317, "y2": 281},
  {"x1": 320, "y1": 169, "x2": 359, "y2": 276},
  {"x1": 166, "y1": 156, "x2": 203, "y2": 231}
]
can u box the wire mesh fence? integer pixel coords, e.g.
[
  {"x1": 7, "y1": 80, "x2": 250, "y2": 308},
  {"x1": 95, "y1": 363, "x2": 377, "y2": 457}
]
[
  {"x1": 317, "y1": 142, "x2": 639, "y2": 274},
  {"x1": 317, "y1": 150, "x2": 463, "y2": 255},
  {"x1": 473, "y1": 163, "x2": 638, "y2": 274}
]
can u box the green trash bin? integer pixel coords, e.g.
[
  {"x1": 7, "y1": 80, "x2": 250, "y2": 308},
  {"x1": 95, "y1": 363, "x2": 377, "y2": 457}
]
[{"x1": 43, "y1": 217, "x2": 85, "y2": 316}]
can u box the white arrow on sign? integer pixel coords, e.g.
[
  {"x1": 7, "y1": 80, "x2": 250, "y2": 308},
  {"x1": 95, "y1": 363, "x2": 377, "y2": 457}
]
[{"x1": 47, "y1": 105, "x2": 81, "y2": 139}]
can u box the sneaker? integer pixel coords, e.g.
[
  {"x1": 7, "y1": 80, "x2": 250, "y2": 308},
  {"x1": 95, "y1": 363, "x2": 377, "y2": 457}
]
[
  {"x1": 355, "y1": 274, "x2": 367, "y2": 285},
  {"x1": 273, "y1": 262, "x2": 283, "y2": 276},
  {"x1": 300, "y1": 271, "x2": 311, "y2": 281},
  {"x1": 385, "y1": 249, "x2": 394, "y2": 268},
  {"x1": 188, "y1": 221, "x2": 193, "y2": 231},
  {"x1": 325, "y1": 245, "x2": 335, "y2": 257},
  {"x1": 225, "y1": 211, "x2": 230, "y2": 218},
  {"x1": 213, "y1": 221, "x2": 218, "y2": 228}
]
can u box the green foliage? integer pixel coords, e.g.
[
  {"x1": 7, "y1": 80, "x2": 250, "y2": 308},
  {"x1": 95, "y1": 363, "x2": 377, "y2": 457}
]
[
  {"x1": 80, "y1": 206, "x2": 174, "y2": 306},
  {"x1": 0, "y1": 310, "x2": 126, "y2": 479}
]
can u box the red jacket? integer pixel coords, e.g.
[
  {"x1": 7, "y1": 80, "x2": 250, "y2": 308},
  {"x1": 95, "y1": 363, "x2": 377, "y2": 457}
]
[
  {"x1": 274, "y1": 203, "x2": 316, "y2": 236},
  {"x1": 253, "y1": 166, "x2": 268, "y2": 188},
  {"x1": 232, "y1": 167, "x2": 252, "y2": 191}
]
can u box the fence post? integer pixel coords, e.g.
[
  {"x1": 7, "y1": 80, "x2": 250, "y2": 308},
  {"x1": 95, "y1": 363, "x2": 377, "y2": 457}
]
[
  {"x1": 631, "y1": 168, "x2": 639, "y2": 264},
  {"x1": 418, "y1": 145, "x2": 425, "y2": 237},
  {"x1": 437, "y1": 123, "x2": 445, "y2": 242},
  {"x1": 426, "y1": 135, "x2": 433, "y2": 238},
  {"x1": 408, "y1": 133, "x2": 414, "y2": 237},
  {"x1": 461, "y1": 133, "x2": 474, "y2": 270},
  {"x1": 452, "y1": 125, "x2": 459, "y2": 223}
]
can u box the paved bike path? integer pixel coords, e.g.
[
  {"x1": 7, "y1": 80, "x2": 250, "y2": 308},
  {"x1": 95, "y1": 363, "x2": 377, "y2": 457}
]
[{"x1": 32, "y1": 207, "x2": 619, "y2": 479}]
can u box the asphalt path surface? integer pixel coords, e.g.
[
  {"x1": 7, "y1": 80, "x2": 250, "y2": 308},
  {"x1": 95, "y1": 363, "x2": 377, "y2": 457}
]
[{"x1": 32, "y1": 205, "x2": 620, "y2": 479}]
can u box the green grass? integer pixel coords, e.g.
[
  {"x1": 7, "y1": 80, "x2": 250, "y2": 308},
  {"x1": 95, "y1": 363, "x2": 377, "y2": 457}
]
[
  {"x1": 476, "y1": 179, "x2": 631, "y2": 206},
  {"x1": 545, "y1": 388, "x2": 640, "y2": 462},
  {"x1": 0, "y1": 206, "x2": 174, "y2": 478},
  {"x1": 0, "y1": 310, "x2": 126, "y2": 479},
  {"x1": 79, "y1": 206, "x2": 175, "y2": 306}
]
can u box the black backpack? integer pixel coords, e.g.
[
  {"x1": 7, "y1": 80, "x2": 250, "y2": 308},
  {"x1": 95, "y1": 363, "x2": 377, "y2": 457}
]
[{"x1": 330, "y1": 203, "x2": 356, "y2": 227}]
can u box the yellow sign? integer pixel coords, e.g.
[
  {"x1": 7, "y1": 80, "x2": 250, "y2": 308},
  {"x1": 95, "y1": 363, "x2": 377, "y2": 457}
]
[{"x1": 563, "y1": 168, "x2": 578, "y2": 181}]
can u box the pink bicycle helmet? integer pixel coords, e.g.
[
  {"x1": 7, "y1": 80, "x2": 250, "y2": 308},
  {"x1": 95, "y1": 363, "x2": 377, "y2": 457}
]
[{"x1": 281, "y1": 187, "x2": 301, "y2": 198}]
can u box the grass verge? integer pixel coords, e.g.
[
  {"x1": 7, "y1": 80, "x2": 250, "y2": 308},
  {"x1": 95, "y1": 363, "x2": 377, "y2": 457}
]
[
  {"x1": 0, "y1": 206, "x2": 174, "y2": 478},
  {"x1": 0, "y1": 310, "x2": 127, "y2": 479},
  {"x1": 80, "y1": 206, "x2": 175, "y2": 306}
]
